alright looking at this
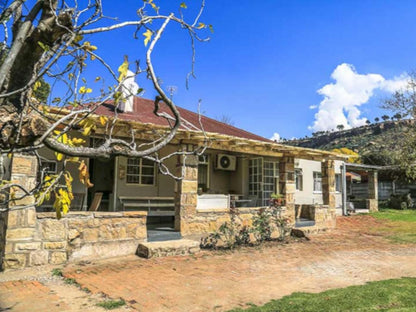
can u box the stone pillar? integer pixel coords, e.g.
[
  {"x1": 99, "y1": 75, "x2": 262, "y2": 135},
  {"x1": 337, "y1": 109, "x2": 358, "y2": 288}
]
[
  {"x1": 174, "y1": 153, "x2": 198, "y2": 235},
  {"x1": 321, "y1": 160, "x2": 336, "y2": 208},
  {"x1": 367, "y1": 171, "x2": 378, "y2": 212},
  {"x1": 2, "y1": 155, "x2": 42, "y2": 270},
  {"x1": 279, "y1": 157, "x2": 295, "y2": 224}
]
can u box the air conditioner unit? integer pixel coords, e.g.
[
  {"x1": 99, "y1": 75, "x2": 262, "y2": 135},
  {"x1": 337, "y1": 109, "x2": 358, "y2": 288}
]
[{"x1": 216, "y1": 154, "x2": 236, "y2": 171}]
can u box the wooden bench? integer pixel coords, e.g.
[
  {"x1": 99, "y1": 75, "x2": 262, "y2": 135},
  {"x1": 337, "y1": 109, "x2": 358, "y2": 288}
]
[{"x1": 118, "y1": 196, "x2": 175, "y2": 217}]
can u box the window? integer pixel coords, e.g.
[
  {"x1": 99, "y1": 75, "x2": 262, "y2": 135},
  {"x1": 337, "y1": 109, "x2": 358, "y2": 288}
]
[
  {"x1": 41, "y1": 160, "x2": 57, "y2": 174},
  {"x1": 313, "y1": 172, "x2": 322, "y2": 192},
  {"x1": 335, "y1": 174, "x2": 342, "y2": 192},
  {"x1": 249, "y1": 158, "x2": 279, "y2": 206},
  {"x1": 198, "y1": 155, "x2": 209, "y2": 192},
  {"x1": 295, "y1": 168, "x2": 303, "y2": 191},
  {"x1": 126, "y1": 158, "x2": 155, "y2": 185}
]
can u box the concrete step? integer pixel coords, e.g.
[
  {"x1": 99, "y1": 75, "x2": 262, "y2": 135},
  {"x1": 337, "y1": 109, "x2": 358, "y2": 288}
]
[{"x1": 136, "y1": 239, "x2": 200, "y2": 259}]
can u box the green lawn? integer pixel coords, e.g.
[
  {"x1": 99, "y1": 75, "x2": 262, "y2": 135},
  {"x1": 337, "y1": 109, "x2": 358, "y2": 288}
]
[
  {"x1": 369, "y1": 209, "x2": 416, "y2": 244},
  {"x1": 370, "y1": 208, "x2": 416, "y2": 222},
  {"x1": 228, "y1": 278, "x2": 416, "y2": 312}
]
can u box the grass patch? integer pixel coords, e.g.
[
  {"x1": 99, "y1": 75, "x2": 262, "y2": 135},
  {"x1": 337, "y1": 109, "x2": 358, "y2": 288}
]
[
  {"x1": 51, "y1": 268, "x2": 63, "y2": 277},
  {"x1": 370, "y1": 208, "x2": 416, "y2": 222},
  {"x1": 228, "y1": 277, "x2": 416, "y2": 312},
  {"x1": 96, "y1": 299, "x2": 126, "y2": 310},
  {"x1": 63, "y1": 277, "x2": 78, "y2": 285},
  {"x1": 369, "y1": 209, "x2": 416, "y2": 244}
]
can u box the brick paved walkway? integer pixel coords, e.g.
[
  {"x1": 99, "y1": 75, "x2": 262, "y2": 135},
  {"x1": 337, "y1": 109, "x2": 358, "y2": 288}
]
[
  {"x1": 63, "y1": 216, "x2": 416, "y2": 312},
  {"x1": 1, "y1": 216, "x2": 415, "y2": 312},
  {"x1": 0, "y1": 280, "x2": 68, "y2": 312}
]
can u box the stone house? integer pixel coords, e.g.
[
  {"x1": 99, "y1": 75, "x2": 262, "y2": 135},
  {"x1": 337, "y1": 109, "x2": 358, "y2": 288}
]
[{"x1": 0, "y1": 97, "x2": 377, "y2": 269}]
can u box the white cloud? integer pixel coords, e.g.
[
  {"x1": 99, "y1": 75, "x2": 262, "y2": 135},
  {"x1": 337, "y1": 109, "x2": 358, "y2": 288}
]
[
  {"x1": 270, "y1": 132, "x2": 280, "y2": 142},
  {"x1": 309, "y1": 63, "x2": 408, "y2": 132}
]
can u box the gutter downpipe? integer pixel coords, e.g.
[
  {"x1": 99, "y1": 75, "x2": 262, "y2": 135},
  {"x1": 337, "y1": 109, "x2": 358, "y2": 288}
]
[
  {"x1": 112, "y1": 156, "x2": 119, "y2": 212},
  {"x1": 341, "y1": 162, "x2": 347, "y2": 216}
]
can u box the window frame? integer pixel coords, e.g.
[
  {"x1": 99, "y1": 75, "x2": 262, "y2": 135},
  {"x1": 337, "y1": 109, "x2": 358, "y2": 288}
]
[
  {"x1": 335, "y1": 173, "x2": 342, "y2": 193},
  {"x1": 40, "y1": 160, "x2": 57, "y2": 174},
  {"x1": 295, "y1": 168, "x2": 303, "y2": 191},
  {"x1": 126, "y1": 158, "x2": 156, "y2": 186},
  {"x1": 197, "y1": 154, "x2": 210, "y2": 192},
  {"x1": 313, "y1": 171, "x2": 322, "y2": 193}
]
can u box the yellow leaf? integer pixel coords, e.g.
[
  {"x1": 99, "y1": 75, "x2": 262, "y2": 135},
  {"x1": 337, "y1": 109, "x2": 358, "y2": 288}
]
[
  {"x1": 118, "y1": 59, "x2": 129, "y2": 82},
  {"x1": 79, "y1": 86, "x2": 92, "y2": 94},
  {"x1": 196, "y1": 22, "x2": 206, "y2": 29},
  {"x1": 55, "y1": 152, "x2": 64, "y2": 161},
  {"x1": 83, "y1": 41, "x2": 98, "y2": 51},
  {"x1": 99, "y1": 116, "x2": 108, "y2": 126},
  {"x1": 78, "y1": 161, "x2": 94, "y2": 188},
  {"x1": 33, "y1": 81, "x2": 41, "y2": 91},
  {"x1": 180, "y1": 2, "x2": 187, "y2": 8},
  {"x1": 79, "y1": 118, "x2": 97, "y2": 136},
  {"x1": 73, "y1": 34, "x2": 84, "y2": 44},
  {"x1": 71, "y1": 138, "x2": 86, "y2": 146},
  {"x1": 53, "y1": 194, "x2": 62, "y2": 219},
  {"x1": 147, "y1": 0, "x2": 159, "y2": 12},
  {"x1": 143, "y1": 29, "x2": 153, "y2": 47}
]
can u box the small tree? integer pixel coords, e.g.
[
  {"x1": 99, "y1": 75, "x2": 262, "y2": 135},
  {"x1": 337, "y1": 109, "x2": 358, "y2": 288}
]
[
  {"x1": 393, "y1": 113, "x2": 402, "y2": 120},
  {"x1": 381, "y1": 115, "x2": 390, "y2": 121},
  {"x1": 365, "y1": 120, "x2": 371, "y2": 125},
  {"x1": 374, "y1": 117, "x2": 380, "y2": 123},
  {"x1": 0, "y1": 1, "x2": 211, "y2": 216},
  {"x1": 336, "y1": 124, "x2": 345, "y2": 131}
]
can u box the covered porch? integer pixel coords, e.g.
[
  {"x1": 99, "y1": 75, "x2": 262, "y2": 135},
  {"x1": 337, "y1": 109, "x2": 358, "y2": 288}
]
[{"x1": 36, "y1": 133, "x2": 345, "y2": 239}]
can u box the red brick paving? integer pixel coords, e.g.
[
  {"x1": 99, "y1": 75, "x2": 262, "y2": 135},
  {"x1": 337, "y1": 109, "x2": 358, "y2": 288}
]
[
  {"x1": 0, "y1": 280, "x2": 68, "y2": 312},
  {"x1": 63, "y1": 216, "x2": 416, "y2": 312}
]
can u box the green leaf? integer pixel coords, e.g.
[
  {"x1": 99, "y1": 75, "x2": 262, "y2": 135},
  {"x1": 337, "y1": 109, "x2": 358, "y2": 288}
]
[
  {"x1": 209, "y1": 24, "x2": 214, "y2": 33},
  {"x1": 180, "y1": 2, "x2": 187, "y2": 8},
  {"x1": 37, "y1": 41, "x2": 49, "y2": 51}
]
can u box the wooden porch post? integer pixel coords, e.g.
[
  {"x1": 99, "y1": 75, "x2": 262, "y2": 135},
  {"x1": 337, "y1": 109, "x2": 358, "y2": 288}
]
[
  {"x1": 279, "y1": 157, "x2": 295, "y2": 224},
  {"x1": 174, "y1": 153, "x2": 198, "y2": 235}
]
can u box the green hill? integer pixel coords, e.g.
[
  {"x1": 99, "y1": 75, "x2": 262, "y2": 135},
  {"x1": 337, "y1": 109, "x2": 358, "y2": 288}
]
[{"x1": 286, "y1": 120, "x2": 414, "y2": 166}]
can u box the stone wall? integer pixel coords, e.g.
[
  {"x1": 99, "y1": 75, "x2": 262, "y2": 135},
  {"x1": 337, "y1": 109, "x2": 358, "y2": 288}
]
[
  {"x1": 299, "y1": 204, "x2": 336, "y2": 234},
  {"x1": 2, "y1": 211, "x2": 147, "y2": 270},
  {"x1": 183, "y1": 208, "x2": 260, "y2": 236}
]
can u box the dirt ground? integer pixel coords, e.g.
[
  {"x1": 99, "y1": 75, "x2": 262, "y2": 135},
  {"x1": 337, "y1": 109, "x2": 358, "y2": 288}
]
[{"x1": 1, "y1": 215, "x2": 416, "y2": 312}]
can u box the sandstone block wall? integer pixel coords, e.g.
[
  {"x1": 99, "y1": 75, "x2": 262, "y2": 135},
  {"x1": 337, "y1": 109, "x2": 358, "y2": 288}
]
[
  {"x1": 298, "y1": 204, "x2": 336, "y2": 234},
  {"x1": 182, "y1": 208, "x2": 260, "y2": 236},
  {"x1": 2, "y1": 211, "x2": 147, "y2": 270}
]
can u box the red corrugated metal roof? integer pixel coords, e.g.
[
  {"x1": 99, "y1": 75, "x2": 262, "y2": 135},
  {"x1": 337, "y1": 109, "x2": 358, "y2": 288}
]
[{"x1": 94, "y1": 97, "x2": 271, "y2": 142}]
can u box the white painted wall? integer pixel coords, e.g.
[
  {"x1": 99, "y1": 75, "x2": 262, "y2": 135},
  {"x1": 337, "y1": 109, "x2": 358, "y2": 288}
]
[{"x1": 294, "y1": 159, "x2": 343, "y2": 208}]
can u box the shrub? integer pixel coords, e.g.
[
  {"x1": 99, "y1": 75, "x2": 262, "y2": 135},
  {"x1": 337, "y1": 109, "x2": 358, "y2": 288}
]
[
  {"x1": 251, "y1": 208, "x2": 272, "y2": 242},
  {"x1": 201, "y1": 206, "x2": 294, "y2": 250},
  {"x1": 96, "y1": 299, "x2": 126, "y2": 310}
]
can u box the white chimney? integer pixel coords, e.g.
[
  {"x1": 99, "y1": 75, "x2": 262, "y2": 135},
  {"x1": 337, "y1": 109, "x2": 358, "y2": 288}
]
[{"x1": 118, "y1": 70, "x2": 139, "y2": 113}]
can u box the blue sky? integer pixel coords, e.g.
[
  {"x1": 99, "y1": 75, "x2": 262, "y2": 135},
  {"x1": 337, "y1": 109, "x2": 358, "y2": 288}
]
[{"x1": 79, "y1": 1, "x2": 416, "y2": 139}]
